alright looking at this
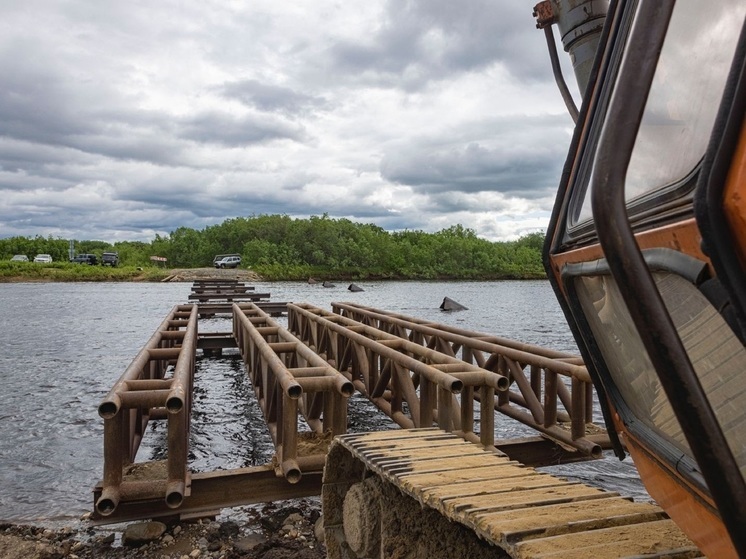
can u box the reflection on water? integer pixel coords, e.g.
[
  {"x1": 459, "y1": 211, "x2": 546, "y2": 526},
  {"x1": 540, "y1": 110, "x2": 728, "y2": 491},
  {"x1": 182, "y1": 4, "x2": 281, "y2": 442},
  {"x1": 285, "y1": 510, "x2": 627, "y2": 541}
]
[{"x1": 0, "y1": 280, "x2": 648, "y2": 525}]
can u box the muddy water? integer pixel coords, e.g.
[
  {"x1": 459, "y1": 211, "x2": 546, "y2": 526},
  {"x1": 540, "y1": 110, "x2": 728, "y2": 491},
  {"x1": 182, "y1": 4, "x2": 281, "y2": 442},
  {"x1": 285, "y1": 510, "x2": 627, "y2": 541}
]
[{"x1": 0, "y1": 280, "x2": 647, "y2": 525}]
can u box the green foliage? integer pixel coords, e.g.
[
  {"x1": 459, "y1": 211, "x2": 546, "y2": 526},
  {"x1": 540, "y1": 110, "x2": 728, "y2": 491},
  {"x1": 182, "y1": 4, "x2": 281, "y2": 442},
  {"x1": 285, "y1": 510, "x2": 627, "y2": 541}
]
[{"x1": 0, "y1": 216, "x2": 546, "y2": 281}]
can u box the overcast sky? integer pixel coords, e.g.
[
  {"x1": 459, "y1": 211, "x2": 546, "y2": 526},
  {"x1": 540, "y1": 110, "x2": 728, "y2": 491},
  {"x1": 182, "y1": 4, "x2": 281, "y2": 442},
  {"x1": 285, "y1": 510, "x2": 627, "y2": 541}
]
[{"x1": 0, "y1": 0, "x2": 580, "y2": 244}]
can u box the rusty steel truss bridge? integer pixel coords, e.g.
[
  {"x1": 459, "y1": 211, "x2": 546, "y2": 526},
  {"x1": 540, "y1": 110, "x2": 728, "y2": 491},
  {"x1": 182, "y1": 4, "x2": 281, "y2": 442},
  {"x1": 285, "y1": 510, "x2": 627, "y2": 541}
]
[
  {"x1": 93, "y1": 280, "x2": 605, "y2": 521},
  {"x1": 91, "y1": 280, "x2": 700, "y2": 557}
]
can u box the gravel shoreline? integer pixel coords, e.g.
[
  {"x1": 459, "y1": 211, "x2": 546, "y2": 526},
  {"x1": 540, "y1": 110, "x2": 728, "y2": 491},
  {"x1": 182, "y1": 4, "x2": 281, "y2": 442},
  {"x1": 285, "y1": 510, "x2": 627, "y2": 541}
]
[{"x1": 0, "y1": 501, "x2": 326, "y2": 559}]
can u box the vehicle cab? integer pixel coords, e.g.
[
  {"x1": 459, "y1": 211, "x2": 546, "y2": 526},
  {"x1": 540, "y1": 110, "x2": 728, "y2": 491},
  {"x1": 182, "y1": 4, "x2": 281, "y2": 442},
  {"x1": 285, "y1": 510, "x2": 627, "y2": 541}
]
[{"x1": 543, "y1": 1, "x2": 746, "y2": 557}]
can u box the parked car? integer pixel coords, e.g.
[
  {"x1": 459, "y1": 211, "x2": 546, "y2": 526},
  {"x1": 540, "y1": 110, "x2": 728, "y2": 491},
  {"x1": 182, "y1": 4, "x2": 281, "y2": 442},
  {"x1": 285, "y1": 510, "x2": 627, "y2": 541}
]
[
  {"x1": 213, "y1": 253, "x2": 241, "y2": 267},
  {"x1": 10, "y1": 254, "x2": 29, "y2": 262},
  {"x1": 33, "y1": 254, "x2": 53, "y2": 263},
  {"x1": 70, "y1": 253, "x2": 97, "y2": 265},
  {"x1": 101, "y1": 252, "x2": 119, "y2": 267},
  {"x1": 214, "y1": 255, "x2": 242, "y2": 269}
]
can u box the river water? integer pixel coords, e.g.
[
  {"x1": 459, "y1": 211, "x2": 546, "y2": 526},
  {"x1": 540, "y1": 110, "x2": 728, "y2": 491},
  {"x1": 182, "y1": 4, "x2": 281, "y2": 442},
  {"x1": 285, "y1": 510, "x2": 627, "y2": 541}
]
[{"x1": 0, "y1": 280, "x2": 648, "y2": 525}]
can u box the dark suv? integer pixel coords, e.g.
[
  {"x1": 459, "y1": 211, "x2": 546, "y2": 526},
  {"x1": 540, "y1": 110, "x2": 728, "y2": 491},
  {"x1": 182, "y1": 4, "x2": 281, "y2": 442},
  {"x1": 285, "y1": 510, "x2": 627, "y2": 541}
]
[
  {"x1": 70, "y1": 254, "x2": 97, "y2": 265},
  {"x1": 101, "y1": 252, "x2": 119, "y2": 267}
]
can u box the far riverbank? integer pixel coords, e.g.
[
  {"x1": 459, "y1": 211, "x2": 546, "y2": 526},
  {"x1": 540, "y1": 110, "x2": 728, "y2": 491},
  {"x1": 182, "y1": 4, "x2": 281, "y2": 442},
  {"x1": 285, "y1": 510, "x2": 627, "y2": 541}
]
[
  {"x1": 0, "y1": 265, "x2": 261, "y2": 283},
  {"x1": 0, "y1": 263, "x2": 545, "y2": 283}
]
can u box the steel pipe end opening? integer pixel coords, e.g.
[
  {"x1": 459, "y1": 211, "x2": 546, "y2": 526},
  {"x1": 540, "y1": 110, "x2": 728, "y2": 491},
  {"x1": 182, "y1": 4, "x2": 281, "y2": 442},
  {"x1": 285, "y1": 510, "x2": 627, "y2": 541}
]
[
  {"x1": 282, "y1": 460, "x2": 302, "y2": 484},
  {"x1": 165, "y1": 480, "x2": 185, "y2": 509},
  {"x1": 495, "y1": 374, "x2": 510, "y2": 391},
  {"x1": 340, "y1": 380, "x2": 354, "y2": 397},
  {"x1": 95, "y1": 489, "x2": 120, "y2": 516},
  {"x1": 287, "y1": 385, "x2": 303, "y2": 399},
  {"x1": 589, "y1": 443, "x2": 602, "y2": 459},
  {"x1": 166, "y1": 396, "x2": 184, "y2": 413},
  {"x1": 165, "y1": 491, "x2": 184, "y2": 509},
  {"x1": 98, "y1": 400, "x2": 119, "y2": 419}
]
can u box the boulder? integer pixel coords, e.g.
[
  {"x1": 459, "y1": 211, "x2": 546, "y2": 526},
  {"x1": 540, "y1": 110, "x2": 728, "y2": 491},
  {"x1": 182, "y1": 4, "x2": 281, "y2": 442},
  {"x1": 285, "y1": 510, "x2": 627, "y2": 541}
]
[
  {"x1": 439, "y1": 297, "x2": 468, "y2": 311},
  {"x1": 122, "y1": 521, "x2": 166, "y2": 546}
]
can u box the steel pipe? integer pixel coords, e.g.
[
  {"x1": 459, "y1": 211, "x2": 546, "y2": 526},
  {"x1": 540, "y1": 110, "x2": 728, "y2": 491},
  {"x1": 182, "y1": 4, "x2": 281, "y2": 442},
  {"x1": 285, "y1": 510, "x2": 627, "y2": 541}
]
[{"x1": 333, "y1": 302, "x2": 590, "y2": 382}]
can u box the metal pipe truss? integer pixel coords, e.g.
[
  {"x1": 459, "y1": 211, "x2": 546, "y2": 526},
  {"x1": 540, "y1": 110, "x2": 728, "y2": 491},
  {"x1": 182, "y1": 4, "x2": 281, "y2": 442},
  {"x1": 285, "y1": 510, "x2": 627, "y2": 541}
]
[
  {"x1": 96, "y1": 304, "x2": 198, "y2": 516},
  {"x1": 328, "y1": 302, "x2": 604, "y2": 457},
  {"x1": 232, "y1": 303, "x2": 353, "y2": 483},
  {"x1": 287, "y1": 303, "x2": 512, "y2": 451}
]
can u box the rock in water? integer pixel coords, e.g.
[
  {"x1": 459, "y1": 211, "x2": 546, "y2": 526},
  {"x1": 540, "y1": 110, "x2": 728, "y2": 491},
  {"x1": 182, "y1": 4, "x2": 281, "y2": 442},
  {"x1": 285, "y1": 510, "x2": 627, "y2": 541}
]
[
  {"x1": 440, "y1": 297, "x2": 468, "y2": 311},
  {"x1": 348, "y1": 283, "x2": 364, "y2": 292}
]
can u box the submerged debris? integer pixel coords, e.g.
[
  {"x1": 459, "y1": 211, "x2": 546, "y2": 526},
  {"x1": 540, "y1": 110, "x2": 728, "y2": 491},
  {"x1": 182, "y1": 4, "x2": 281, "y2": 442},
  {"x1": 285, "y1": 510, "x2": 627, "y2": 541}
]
[{"x1": 440, "y1": 297, "x2": 468, "y2": 311}]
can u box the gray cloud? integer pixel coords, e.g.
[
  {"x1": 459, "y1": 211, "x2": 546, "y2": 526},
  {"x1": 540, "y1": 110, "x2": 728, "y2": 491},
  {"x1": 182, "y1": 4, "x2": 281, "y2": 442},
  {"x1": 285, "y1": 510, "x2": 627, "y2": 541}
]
[
  {"x1": 328, "y1": 0, "x2": 549, "y2": 89},
  {"x1": 219, "y1": 80, "x2": 330, "y2": 115},
  {"x1": 0, "y1": 1, "x2": 574, "y2": 243},
  {"x1": 380, "y1": 114, "x2": 569, "y2": 197},
  {"x1": 178, "y1": 111, "x2": 308, "y2": 147},
  {"x1": 381, "y1": 142, "x2": 561, "y2": 197}
]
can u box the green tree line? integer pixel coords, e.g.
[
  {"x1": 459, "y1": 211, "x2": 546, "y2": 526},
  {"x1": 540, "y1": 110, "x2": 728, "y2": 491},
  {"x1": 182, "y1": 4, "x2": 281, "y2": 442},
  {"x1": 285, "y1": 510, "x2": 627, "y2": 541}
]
[{"x1": 0, "y1": 215, "x2": 546, "y2": 280}]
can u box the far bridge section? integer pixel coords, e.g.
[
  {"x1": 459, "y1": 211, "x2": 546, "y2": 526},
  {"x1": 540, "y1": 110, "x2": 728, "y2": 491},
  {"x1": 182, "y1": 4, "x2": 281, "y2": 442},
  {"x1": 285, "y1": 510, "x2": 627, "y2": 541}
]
[
  {"x1": 93, "y1": 297, "x2": 607, "y2": 523},
  {"x1": 187, "y1": 279, "x2": 286, "y2": 318}
]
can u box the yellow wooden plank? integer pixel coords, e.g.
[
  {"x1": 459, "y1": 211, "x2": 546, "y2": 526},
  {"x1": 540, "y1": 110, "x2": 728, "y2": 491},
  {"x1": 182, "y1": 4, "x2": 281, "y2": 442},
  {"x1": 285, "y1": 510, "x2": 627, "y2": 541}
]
[
  {"x1": 472, "y1": 497, "x2": 665, "y2": 544},
  {"x1": 396, "y1": 461, "x2": 527, "y2": 482},
  {"x1": 383, "y1": 453, "x2": 505, "y2": 474},
  {"x1": 368, "y1": 447, "x2": 487, "y2": 463},
  {"x1": 417, "y1": 472, "x2": 559, "y2": 502},
  {"x1": 443, "y1": 483, "x2": 609, "y2": 515},
  {"x1": 512, "y1": 519, "x2": 697, "y2": 559}
]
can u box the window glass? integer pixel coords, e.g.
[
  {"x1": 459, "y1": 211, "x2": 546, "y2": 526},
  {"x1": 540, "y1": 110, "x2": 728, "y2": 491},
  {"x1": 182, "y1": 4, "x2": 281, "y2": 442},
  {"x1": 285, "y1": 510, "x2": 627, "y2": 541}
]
[
  {"x1": 573, "y1": 0, "x2": 746, "y2": 225},
  {"x1": 575, "y1": 272, "x2": 746, "y2": 479}
]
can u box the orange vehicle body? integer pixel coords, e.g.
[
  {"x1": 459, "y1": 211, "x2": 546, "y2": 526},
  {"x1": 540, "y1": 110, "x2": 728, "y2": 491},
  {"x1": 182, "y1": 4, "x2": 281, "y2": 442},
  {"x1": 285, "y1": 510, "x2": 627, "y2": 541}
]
[{"x1": 543, "y1": 1, "x2": 746, "y2": 557}]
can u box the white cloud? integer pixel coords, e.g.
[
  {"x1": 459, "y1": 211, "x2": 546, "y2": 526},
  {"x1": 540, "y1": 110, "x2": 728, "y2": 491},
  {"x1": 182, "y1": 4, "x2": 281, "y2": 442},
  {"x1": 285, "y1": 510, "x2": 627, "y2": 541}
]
[{"x1": 0, "y1": 0, "x2": 577, "y2": 243}]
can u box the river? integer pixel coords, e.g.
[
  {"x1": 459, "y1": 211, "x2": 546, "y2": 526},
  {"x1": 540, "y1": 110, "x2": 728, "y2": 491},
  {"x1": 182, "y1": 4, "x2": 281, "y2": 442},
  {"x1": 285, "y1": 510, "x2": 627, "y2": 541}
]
[{"x1": 0, "y1": 280, "x2": 649, "y2": 525}]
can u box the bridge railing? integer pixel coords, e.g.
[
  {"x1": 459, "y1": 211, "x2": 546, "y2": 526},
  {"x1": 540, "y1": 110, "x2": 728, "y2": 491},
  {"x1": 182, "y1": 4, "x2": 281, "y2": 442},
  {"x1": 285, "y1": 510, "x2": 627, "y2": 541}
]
[
  {"x1": 232, "y1": 303, "x2": 353, "y2": 482},
  {"x1": 328, "y1": 302, "x2": 605, "y2": 458},
  {"x1": 96, "y1": 304, "x2": 197, "y2": 516},
  {"x1": 288, "y1": 303, "x2": 512, "y2": 451}
]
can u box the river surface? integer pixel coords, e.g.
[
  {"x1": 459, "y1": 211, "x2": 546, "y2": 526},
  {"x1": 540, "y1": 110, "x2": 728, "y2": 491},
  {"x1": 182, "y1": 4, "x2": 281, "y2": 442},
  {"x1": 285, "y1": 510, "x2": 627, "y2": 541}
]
[{"x1": 0, "y1": 280, "x2": 649, "y2": 525}]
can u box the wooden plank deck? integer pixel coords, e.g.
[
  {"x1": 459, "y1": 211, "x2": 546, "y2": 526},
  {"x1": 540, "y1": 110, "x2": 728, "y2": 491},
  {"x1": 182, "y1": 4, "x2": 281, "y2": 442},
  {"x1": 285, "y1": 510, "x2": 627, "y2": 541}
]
[{"x1": 332, "y1": 429, "x2": 702, "y2": 559}]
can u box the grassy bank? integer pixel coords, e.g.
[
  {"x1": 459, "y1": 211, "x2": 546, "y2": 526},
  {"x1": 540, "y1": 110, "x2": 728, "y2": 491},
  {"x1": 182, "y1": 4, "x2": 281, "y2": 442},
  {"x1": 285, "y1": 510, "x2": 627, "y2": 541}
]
[
  {"x1": 0, "y1": 262, "x2": 172, "y2": 282},
  {"x1": 1, "y1": 261, "x2": 548, "y2": 283}
]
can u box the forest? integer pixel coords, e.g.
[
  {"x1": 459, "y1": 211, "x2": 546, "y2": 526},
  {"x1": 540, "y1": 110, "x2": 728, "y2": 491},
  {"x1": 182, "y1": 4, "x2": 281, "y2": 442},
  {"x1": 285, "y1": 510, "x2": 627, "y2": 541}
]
[{"x1": 0, "y1": 214, "x2": 546, "y2": 281}]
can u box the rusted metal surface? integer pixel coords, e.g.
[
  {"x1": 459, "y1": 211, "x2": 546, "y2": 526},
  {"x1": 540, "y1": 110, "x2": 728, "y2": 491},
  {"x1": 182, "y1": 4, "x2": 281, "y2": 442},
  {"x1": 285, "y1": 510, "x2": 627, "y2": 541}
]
[
  {"x1": 192, "y1": 286, "x2": 256, "y2": 294},
  {"x1": 287, "y1": 303, "x2": 511, "y2": 451},
  {"x1": 93, "y1": 465, "x2": 322, "y2": 525},
  {"x1": 533, "y1": 0, "x2": 556, "y2": 28},
  {"x1": 96, "y1": 304, "x2": 198, "y2": 517},
  {"x1": 197, "y1": 301, "x2": 288, "y2": 318},
  {"x1": 327, "y1": 302, "x2": 605, "y2": 458},
  {"x1": 188, "y1": 280, "x2": 281, "y2": 315},
  {"x1": 188, "y1": 292, "x2": 270, "y2": 302},
  {"x1": 95, "y1": 297, "x2": 607, "y2": 525},
  {"x1": 323, "y1": 429, "x2": 701, "y2": 559},
  {"x1": 188, "y1": 280, "x2": 269, "y2": 303},
  {"x1": 232, "y1": 303, "x2": 353, "y2": 483}
]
